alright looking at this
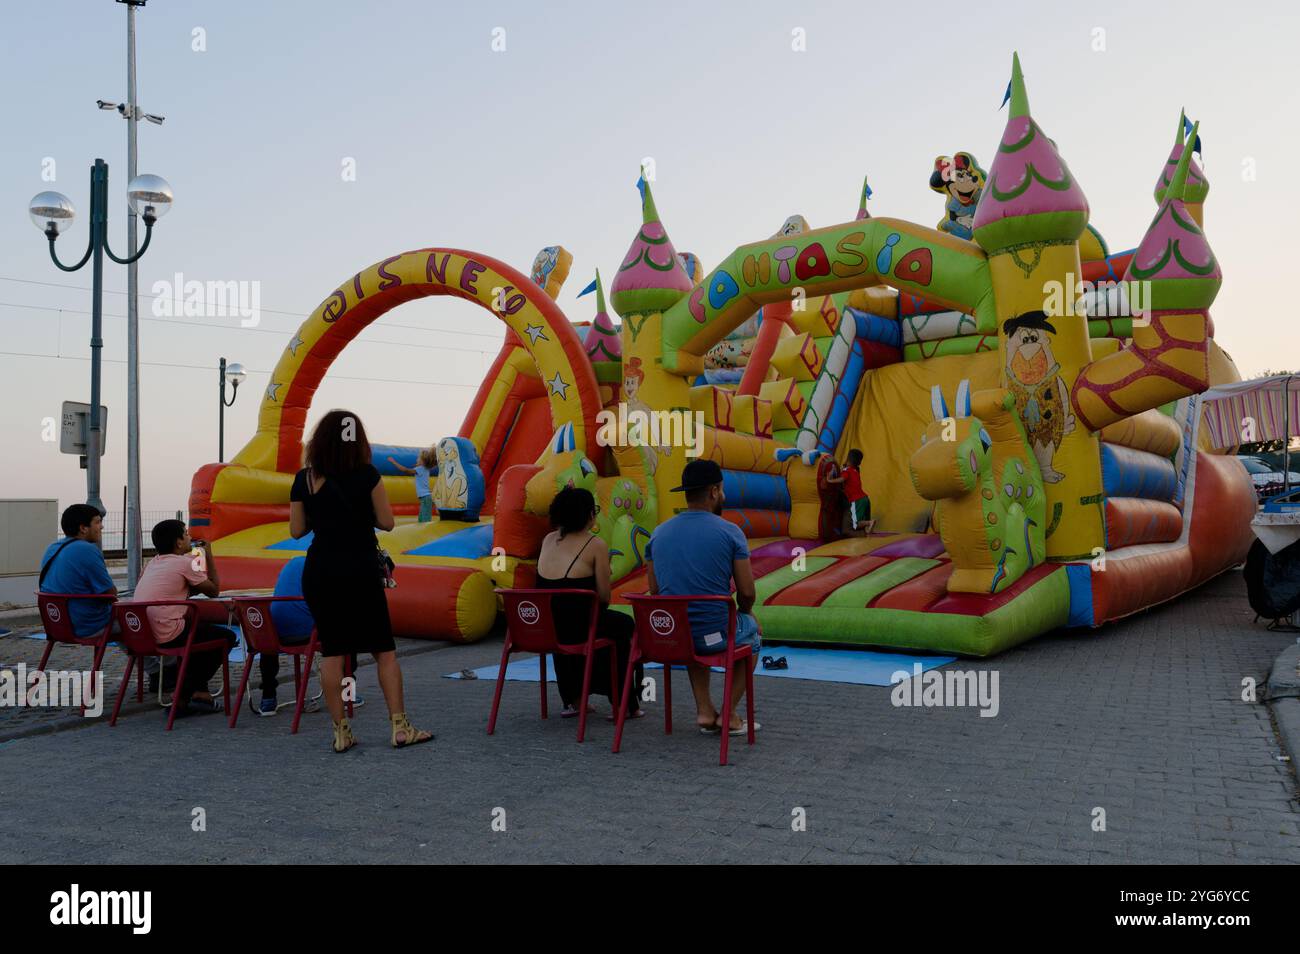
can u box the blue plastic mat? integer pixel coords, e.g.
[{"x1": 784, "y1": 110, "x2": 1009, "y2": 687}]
[{"x1": 445, "y1": 646, "x2": 954, "y2": 687}]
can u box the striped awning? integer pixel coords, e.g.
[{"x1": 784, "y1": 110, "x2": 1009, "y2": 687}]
[{"x1": 1200, "y1": 374, "x2": 1300, "y2": 449}]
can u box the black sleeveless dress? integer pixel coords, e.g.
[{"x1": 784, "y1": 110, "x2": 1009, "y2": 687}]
[
  {"x1": 291, "y1": 464, "x2": 395, "y2": 658},
  {"x1": 535, "y1": 537, "x2": 640, "y2": 711}
]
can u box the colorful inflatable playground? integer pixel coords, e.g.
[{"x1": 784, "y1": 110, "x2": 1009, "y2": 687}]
[{"x1": 189, "y1": 55, "x2": 1256, "y2": 656}]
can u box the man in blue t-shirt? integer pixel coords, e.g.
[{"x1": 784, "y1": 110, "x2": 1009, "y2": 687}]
[
  {"x1": 645, "y1": 460, "x2": 760, "y2": 735},
  {"x1": 39, "y1": 504, "x2": 117, "y2": 637}
]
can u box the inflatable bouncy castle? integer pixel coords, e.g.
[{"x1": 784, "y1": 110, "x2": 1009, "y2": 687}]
[{"x1": 189, "y1": 55, "x2": 1256, "y2": 655}]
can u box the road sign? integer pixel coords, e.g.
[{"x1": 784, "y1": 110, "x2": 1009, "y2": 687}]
[{"x1": 60, "y1": 401, "x2": 108, "y2": 456}]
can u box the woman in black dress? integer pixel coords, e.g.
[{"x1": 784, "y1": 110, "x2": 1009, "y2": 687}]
[
  {"x1": 535, "y1": 487, "x2": 642, "y2": 719},
  {"x1": 289, "y1": 409, "x2": 433, "y2": 753}
]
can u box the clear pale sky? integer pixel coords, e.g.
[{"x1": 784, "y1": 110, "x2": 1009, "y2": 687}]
[{"x1": 1, "y1": 0, "x2": 1296, "y2": 515}]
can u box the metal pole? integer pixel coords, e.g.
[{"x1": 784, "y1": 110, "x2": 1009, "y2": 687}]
[
  {"x1": 125, "y1": 0, "x2": 143, "y2": 588},
  {"x1": 1284, "y1": 375, "x2": 1292, "y2": 494},
  {"x1": 87, "y1": 160, "x2": 107, "y2": 515},
  {"x1": 122, "y1": 484, "x2": 127, "y2": 549},
  {"x1": 219, "y1": 357, "x2": 226, "y2": 462}
]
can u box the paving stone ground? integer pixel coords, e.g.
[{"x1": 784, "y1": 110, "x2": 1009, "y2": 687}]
[{"x1": 1, "y1": 571, "x2": 1296, "y2": 864}]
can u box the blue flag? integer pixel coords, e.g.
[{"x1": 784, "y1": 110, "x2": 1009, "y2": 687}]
[
  {"x1": 1000, "y1": 79, "x2": 1011, "y2": 109},
  {"x1": 636, "y1": 174, "x2": 647, "y2": 201},
  {"x1": 577, "y1": 277, "x2": 598, "y2": 298},
  {"x1": 1183, "y1": 115, "x2": 1203, "y2": 156}
]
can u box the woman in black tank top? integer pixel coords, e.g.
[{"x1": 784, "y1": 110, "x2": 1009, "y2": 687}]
[{"x1": 536, "y1": 488, "x2": 642, "y2": 718}]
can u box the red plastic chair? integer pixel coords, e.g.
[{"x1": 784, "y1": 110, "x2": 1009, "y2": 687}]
[
  {"x1": 33, "y1": 592, "x2": 115, "y2": 716},
  {"x1": 489, "y1": 588, "x2": 621, "y2": 743},
  {"x1": 227, "y1": 596, "x2": 333, "y2": 734},
  {"x1": 615, "y1": 594, "x2": 755, "y2": 766},
  {"x1": 108, "y1": 599, "x2": 234, "y2": 731}
]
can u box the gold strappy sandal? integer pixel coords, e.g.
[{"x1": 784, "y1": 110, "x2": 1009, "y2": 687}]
[
  {"x1": 390, "y1": 713, "x2": 433, "y2": 748},
  {"x1": 332, "y1": 718, "x2": 357, "y2": 753}
]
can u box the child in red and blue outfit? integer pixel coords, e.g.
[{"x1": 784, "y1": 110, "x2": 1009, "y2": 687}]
[{"x1": 827, "y1": 449, "x2": 874, "y2": 535}]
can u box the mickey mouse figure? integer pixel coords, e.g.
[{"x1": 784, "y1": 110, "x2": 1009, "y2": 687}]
[{"x1": 929, "y1": 152, "x2": 986, "y2": 241}]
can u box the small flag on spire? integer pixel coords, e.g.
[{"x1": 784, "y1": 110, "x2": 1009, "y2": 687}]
[
  {"x1": 1182, "y1": 114, "x2": 1203, "y2": 157},
  {"x1": 577, "y1": 276, "x2": 598, "y2": 298},
  {"x1": 1000, "y1": 79, "x2": 1011, "y2": 109},
  {"x1": 636, "y1": 174, "x2": 647, "y2": 202}
]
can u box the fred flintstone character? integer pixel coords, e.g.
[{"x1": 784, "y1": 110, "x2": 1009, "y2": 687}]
[{"x1": 1003, "y1": 311, "x2": 1075, "y2": 483}]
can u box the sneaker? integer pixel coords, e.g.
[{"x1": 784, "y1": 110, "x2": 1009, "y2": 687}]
[{"x1": 257, "y1": 695, "x2": 278, "y2": 717}]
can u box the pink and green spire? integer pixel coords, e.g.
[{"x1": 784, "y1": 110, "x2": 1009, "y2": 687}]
[
  {"x1": 610, "y1": 169, "x2": 693, "y2": 318},
  {"x1": 972, "y1": 53, "x2": 1090, "y2": 255},
  {"x1": 1125, "y1": 121, "x2": 1221, "y2": 311},
  {"x1": 584, "y1": 269, "x2": 622, "y2": 363},
  {"x1": 1154, "y1": 110, "x2": 1209, "y2": 206},
  {"x1": 856, "y1": 174, "x2": 872, "y2": 220}
]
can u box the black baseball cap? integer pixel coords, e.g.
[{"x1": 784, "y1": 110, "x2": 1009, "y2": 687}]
[{"x1": 672, "y1": 459, "x2": 724, "y2": 493}]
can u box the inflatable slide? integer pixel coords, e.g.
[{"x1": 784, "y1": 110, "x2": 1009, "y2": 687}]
[{"x1": 190, "y1": 54, "x2": 1255, "y2": 655}]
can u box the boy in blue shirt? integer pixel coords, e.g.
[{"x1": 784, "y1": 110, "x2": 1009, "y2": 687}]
[
  {"x1": 255, "y1": 556, "x2": 360, "y2": 716},
  {"x1": 645, "y1": 460, "x2": 760, "y2": 736},
  {"x1": 39, "y1": 504, "x2": 116, "y2": 637}
]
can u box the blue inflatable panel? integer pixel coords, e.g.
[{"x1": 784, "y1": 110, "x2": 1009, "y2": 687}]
[
  {"x1": 266, "y1": 532, "x2": 312, "y2": 550},
  {"x1": 447, "y1": 646, "x2": 955, "y2": 688},
  {"x1": 1101, "y1": 443, "x2": 1177, "y2": 501},
  {"x1": 407, "y1": 523, "x2": 494, "y2": 558},
  {"x1": 372, "y1": 443, "x2": 422, "y2": 476},
  {"x1": 818, "y1": 340, "x2": 867, "y2": 454},
  {"x1": 847, "y1": 306, "x2": 902, "y2": 349},
  {"x1": 1065, "y1": 563, "x2": 1095, "y2": 627},
  {"x1": 722, "y1": 469, "x2": 790, "y2": 511}
]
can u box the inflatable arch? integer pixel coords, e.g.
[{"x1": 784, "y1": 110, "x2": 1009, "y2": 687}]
[
  {"x1": 235, "y1": 247, "x2": 602, "y2": 475},
  {"x1": 190, "y1": 247, "x2": 605, "y2": 641}
]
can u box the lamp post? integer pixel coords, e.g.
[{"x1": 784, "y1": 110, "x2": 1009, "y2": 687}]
[
  {"x1": 29, "y1": 162, "x2": 172, "y2": 517},
  {"x1": 99, "y1": 0, "x2": 163, "y2": 590},
  {"x1": 219, "y1": 358, "x2": 246, "y2": 462}
]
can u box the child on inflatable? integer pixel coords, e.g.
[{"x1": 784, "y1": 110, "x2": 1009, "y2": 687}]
[
  {"x1": 388, "y1": 447, "x2": 437, "y2": 522},
  {"x1": 827, "y1": 449, "x2": 875, "y2": 535}
]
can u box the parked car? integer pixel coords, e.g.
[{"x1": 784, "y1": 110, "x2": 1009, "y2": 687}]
[{"x1": 1237, "y1": 455, "x2": 1300, "y2": 501}]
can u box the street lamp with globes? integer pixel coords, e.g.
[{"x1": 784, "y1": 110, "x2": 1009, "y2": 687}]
[
  {"x1": 29, "y1": 159, "x2": 172, "y2": 515},
  {"x1": 219, "y1": 358, "x2": 246, "y2": 462}
]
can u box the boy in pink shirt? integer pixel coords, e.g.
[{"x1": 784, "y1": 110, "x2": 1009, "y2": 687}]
[{"x1": 133, "y1": 519, "x2": 232, "y2": 715}]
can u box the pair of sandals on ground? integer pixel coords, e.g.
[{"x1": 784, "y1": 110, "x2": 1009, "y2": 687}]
[
  {"x1": 331, "y1": 713, "x2": 431, "y2": 753},
  {"x1": 159, "y1": 670, "x2": 430, "y2": 752}
]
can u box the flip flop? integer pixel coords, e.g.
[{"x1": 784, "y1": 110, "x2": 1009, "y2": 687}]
[
  {"x1": 728, "y1": 720, "x2": 760, "y2": 736},
  {"x1": 699, "y1": 721, "x2": 722, "y2": 734},
  {"x1": 761, "y1": 655, "x2": 788, "y2": 671},
  {"x1": 560, "y1": 703, "x2": 597, "y2": 719}
]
